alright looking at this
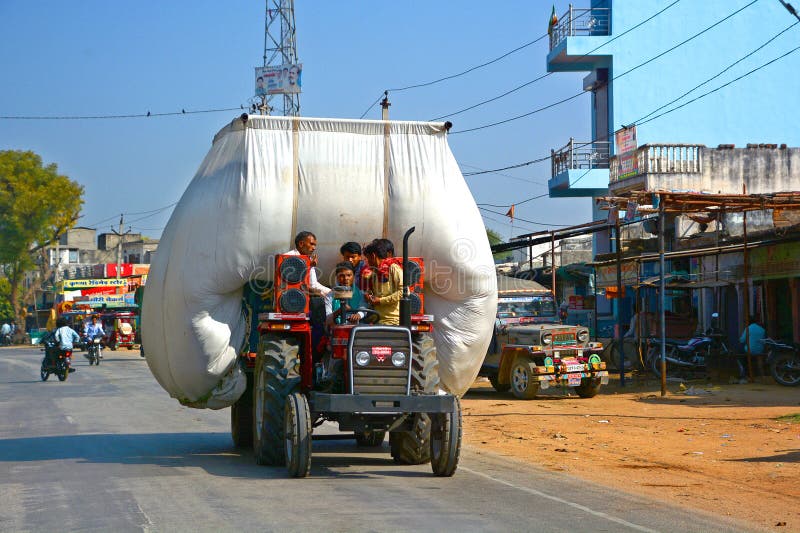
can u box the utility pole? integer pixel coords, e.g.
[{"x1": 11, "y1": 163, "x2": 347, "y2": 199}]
[{"x1": 110, "y1": 214, "x2": 132, "y2": 281}]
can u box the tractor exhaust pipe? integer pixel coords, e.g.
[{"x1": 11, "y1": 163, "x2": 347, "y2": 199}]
[{"x1": 399, "y1": 226, "x2": 415, "y2": 329}]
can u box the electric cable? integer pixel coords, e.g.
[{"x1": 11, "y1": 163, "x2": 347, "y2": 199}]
[
  {"x1": 0, "y1": 107, "x2": 244, "y2": 121},
  {"x1": 430, "y1": 0, "x2": 681, "y2": 121},
  {"x1": 460, "y1": 163, "x2": 548, "y2": 185},
  {"x1": 478, "y1": 206, "x2": 572, "y2": 227},
  {"x1": 450, "y1": 0, "x2": 759, "y2": 134}
]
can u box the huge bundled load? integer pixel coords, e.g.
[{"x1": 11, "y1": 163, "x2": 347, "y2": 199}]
[{"x1": 142, "y1": 115, "x2": 497, "y2": 408}]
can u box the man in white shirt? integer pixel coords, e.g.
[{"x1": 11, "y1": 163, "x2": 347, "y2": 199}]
[{"x1": 285, "y1": 231, "x2": 330, "y2": 297}]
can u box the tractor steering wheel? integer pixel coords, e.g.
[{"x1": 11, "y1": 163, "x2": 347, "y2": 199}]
[{"x1": 353, "y1": 308, "x2": 381, "y2": 325}]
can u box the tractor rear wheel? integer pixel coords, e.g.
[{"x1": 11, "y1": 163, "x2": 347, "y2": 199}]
[
  {"x1": 284, "y1": 392, "x2": 312, "y2": 478},
  {"x1": 253, "y1": 335, "x2": 300, "y2": 466},
  {"x1": 430, "y1": 396, "x2": 462, "y2": 477},
  {"x1": 231, "y1": 370, "x2": 254, "y2": 448},
  {"x1": 390, "y1": 334, "x2": 438, "y2": 465}
]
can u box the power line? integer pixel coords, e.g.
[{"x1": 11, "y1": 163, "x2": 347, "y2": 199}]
[
  {"x1": 0, "y1": 107, "x2": 244, "y2": 121},
  {"x1": 450, "y1": 0, "x2": 759, "y2": 135},
  {"x1": 459, "y1": 163, "x2": 548, "y2": 186},
  {"x1": 82, "y1": 201, "x2": 178, "y2": 228},
  {"x1": 478, "y1": 206, "x2": 572, "y2": 227},
  {"x1": 477, "y1": 192, "x2": 549, "y2": 209},
  {"x1": 637, "y1": 42, "x2": 800, "y2": 126},
  {"x1": 430, "y1": 0, "x2": 682, "y2": 122},
  {"x1": 460, "y1": 18, "x2": 796, "y2": 176},
  {"x1": 125, "y1": 203, "x2": 177, "y2": 224},
  {"x1": 632, "y1": 20, "x2": 799, "y2": 124},
  {"x1": 359, "y1": 34, "x2": 550, "y2": 119},
  {"x1": 462, "y1": 154, "x2": 550, "y2": 176}
]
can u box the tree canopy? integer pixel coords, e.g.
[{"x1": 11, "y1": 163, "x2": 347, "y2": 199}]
[
  {"x1": 486, "y1": 228, "x2": 511, "y2": 262},
  {"x1": 0, "y1": 150, "x2": 84, "y2": 323}
]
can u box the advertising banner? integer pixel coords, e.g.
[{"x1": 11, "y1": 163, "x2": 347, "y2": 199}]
[
  {"x1": 596, "y1": 262, "x2": 638, "y2": 288},
  {"x1": 93, "y1": 263, "x2": 134, "y2": 278},
  {"x1": 72, "y1": 293, "x2": 137, "y2": 307},
  {"x1": 61, "y1": 278, "x2": 127, "y2": 290},
  {"x1": 615, "y1": 126, "x2": 637, "y2": 154},
  {"x1": 615, "y1": 125, "x2": 639, "y2": 180},
  {"x1": 255, "y1": 63, "x2": 302, "y2": 96}
]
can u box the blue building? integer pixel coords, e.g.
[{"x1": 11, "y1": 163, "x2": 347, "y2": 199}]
[{"x1": 545, "y1": 0, "x2": 800, "y2": 345}]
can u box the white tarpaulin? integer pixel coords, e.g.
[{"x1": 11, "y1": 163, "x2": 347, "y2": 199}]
[{"x1": 142, "y1": 115, "x2": 497, "y2": 408}]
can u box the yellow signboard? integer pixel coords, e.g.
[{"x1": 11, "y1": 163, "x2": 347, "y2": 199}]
[{"x1": 60, "y1": 278, "x2": 127, "y2": 290}]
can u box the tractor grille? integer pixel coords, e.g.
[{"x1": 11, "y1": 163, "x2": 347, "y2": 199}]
[{"x1": 350, "y1": 327, "x2": 411, "y2": 395}]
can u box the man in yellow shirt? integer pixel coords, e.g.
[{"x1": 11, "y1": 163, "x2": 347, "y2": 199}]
[{"x1": 363, "y1": 239, "x2": 403, "y2": 325}]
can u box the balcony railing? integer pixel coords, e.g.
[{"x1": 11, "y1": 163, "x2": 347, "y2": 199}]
[
  {"x1": 549, "y1": 5, "x2": 611, "y2": 50},
  {"x1": 609, "y1": 144, "x2": 702, "y2": 182},
  {"x1": 551, "y1": 138, "x2": 610, "y2": 177}
]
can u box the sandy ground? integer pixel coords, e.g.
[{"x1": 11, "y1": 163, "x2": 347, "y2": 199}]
[{"x1": 461, "y1": 375, "x2": 800, "y2": 531}]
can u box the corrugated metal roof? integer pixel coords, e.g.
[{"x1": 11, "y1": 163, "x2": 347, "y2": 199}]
[{"x1": 497, "y1": 275, "x2": 550, "y2": 295}]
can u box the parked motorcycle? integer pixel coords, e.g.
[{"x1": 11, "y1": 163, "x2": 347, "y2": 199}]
[
  {"x1": 84, "y1": 335, "x2": 102, "y2": 366},
  {"x1": 763, "y1": 338, "x2": 800, "y2": 387},
  {"x1": 40, "y1": 334, "x2": 75, "y2": 382},
  {"x1": 646, "y1": 314, "x2": 729, "y2": 379}
]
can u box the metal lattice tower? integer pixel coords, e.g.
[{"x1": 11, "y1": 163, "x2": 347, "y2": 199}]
[{"x1": 262, "y1": 0, "x2": 299, "y2": 116}]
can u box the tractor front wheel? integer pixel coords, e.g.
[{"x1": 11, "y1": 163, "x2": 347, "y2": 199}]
[
  {"x1": 284, "y1": 392, "x2": 312, "y2": 478},
  {"x1": 430, "y1": 397, "x2": 462, "y2": 477}
]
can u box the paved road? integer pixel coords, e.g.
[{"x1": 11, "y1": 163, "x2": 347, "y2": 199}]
[{"x1": 0, "y1": 346, "x2": 756, "y2": 532}]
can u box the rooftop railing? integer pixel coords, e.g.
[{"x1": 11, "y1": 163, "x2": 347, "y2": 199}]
[
  {"x1": 551, "y1": 138, "x2": 610, "y2": 177},
  {"x1": 609, "y1": 144, "x2": 703, "y2": 182},
  {"x1": 549, "y1": 5, "x2": 611, "y2": 50}
]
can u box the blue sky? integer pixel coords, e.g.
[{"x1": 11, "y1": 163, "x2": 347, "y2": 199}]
[{"x1": 0, "y1": 1, "x2": 594, "y2": 241}]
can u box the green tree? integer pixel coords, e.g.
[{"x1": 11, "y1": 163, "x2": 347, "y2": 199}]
[
  {"x1": 0, "y1": 277, "x2": 13, "y2": 320},
  {"x1": 486, "y1": 228, "x2": 512, "y2": 262},
  {"x1": 0, "y1": 150, "x2": 84, "y2": 325}
]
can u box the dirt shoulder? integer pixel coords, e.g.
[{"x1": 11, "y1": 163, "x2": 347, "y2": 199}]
[{"x1": 461, "y1": 376, "x2": 800, "y2": 531}]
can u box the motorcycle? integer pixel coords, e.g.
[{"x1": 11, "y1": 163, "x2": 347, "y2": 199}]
[
  {"x1": 646, "y1": 314, "x2": 729, "y2": 379},
  {"x1": 763, "y1": 338, "x2": 800, "y2": 387},
  {"x1": 40, "y1": 334, "x2": 75, "y2": 382},
  {"x1": 84, "y1": 335, "x2": 102, "y2": 366}
]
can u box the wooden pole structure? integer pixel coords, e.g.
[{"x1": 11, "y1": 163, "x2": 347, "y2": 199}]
[
  {"x1": 659, "y1": 196, "x2": 667, "y2": 396},
  {"x1": 742, "y1": 184, "x2": 752, "y2": 381},
  {"x1": 615, "y1": 212, "x2": 625, "y2": 386}
]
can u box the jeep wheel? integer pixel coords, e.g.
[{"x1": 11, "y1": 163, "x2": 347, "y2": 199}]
[
  {"x1": 430, "y1": 397, "x2": 462, "y2": 477},
  {"x1": 574, "y1": 378, "x2": 602, "y2": 398},
  {"x1": 231, "y1": 370, "x2": 254, "y2": 448},
  {"x1": 510, "y1": 358, "x2": 539, "y2": 400},
  {"x1": 489, "y1": 375, "x2": 510, "y2": 393},
  {"x1": 284, "y1": 392, "x2": 312, "y2": 478},
  {"x1": 355, "y1": 430, "x2": 386, "y2": 447},
  {"x1": 390, "y1": 334, "x2": 438, "y2": 464},
  {"x1": 253, "y1": 335, "x2": 301, "y2": 466}
]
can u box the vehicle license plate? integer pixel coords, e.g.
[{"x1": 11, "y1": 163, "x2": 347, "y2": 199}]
[
  {"x1": 566, "y1": 364, "x2": 584, "y2": 373},
  {"x1": 567, "y1": 373, "x2": 582, "y2": 386}
]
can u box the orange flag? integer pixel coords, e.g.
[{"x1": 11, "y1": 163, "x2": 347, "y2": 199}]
[{"x1": 505, "y1": 205, "x2": 515, "y2": 221}]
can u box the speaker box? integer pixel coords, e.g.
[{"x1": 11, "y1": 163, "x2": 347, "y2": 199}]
[
  {"x1": 275, "y1": 254, "x2": 310, "y2": 314},
  {"x1": 406, "y1": 257, "x2": 425, "y2": 315}
]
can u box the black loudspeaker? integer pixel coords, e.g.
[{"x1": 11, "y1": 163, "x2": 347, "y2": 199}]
[{"x1": 275, "y1": 254, "x2": 310, "y2": 314}]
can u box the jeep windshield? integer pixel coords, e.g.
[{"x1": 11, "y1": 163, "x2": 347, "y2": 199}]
[{"x1": 497, "y1": 296, "x2": 556, "y2": 318}]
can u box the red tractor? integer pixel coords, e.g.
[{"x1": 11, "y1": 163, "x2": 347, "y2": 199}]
[{"x1": 230, "y1": 228, "x2": 461, "y2": 477}]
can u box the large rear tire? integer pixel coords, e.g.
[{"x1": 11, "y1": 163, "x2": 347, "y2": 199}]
[
  {"x1": 231, "y1": 370, "x2": 254, "y2": 448},
  {"x1": 253, "y1": 335, "x2": 301, "y2": 466},
  {"x1": 510, "y1": 358, "x2": 539, "y2": 400},
  {"x1": 430, "y1": 397, "x2": 462, "y2": 477},
  {"x1": 284, "y1": 392, "x2": 312, "y2": 478},
  {"x1": 770, "y1": 352, "x2": 800, "y2": 387},
  {"x1": 390, "y1": 334, "x2": 437, "y2": 465}
]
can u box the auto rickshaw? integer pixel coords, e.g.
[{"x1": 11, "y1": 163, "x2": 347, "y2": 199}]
[{"x1": 101, "y1": 311, "x2": 138, "y2": 350}]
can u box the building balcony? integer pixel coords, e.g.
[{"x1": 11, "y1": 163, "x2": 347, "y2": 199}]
[
  {"x1": 547, "y1": 5, "x2": 611, "y2": 72},
  {"x1": 609, "y1": 144, "x2": 703, "y2": 195},
  {"x1": 548, "y1": 138, "x2": 611, "y2": 198}
]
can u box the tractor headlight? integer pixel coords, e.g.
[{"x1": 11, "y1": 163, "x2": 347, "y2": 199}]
[
  {"x1": 541, "y1": 333, "x2": 552, "y2": 345},
  {"x1": 355, "y1": 351, "x2": 371, "y2": 367},
  {"x1": 577, "y1": 329, "x2": 590, "y2": 343},
  {"x1": 391, "y1": 351, "x2": 406, "y2": 367}
]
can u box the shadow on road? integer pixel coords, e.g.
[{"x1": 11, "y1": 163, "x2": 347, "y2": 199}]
[{"x1": 0, "y1": 432, "x2": 423, "y2": 478}]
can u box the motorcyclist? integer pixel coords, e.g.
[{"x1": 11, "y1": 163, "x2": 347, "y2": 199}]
[
  {"x1": 53, "y1": 317, "x2": 80, "y2": 361},
  {"x1": 83, "y1": 316, "x2": 106, "y2": 359},
  {"x1": 0, "y1": 321, "x2": 11, "y2": 345}
]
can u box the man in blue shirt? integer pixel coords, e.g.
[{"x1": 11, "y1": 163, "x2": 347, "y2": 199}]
[
  {"x1": 738, "y1": 315, "x2": 766, "y2": 382},
  {"x1": 326, "y1": 262, "x2": 365, "y2": 325},
  {"x1": 83, "y1": 316, "x2": 106, "y2": 359},
  {"x1": 54, "y1": 318, "x2": 80, "y2": 351}
]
